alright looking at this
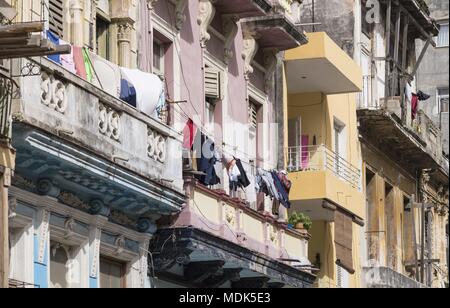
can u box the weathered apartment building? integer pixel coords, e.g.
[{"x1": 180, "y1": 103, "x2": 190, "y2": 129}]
[
  {"x1": 2, "y1": 0, "x2": 448, "y2": 289},
  {"x1": 416, "y1": 0, "x2": 449, "y2": 157},
  {"x1": 1, "y1": 0, "x2": 320, "y2": 288},
  {"x1": 299, "y1": 0, "x2": 449, "y2": 288}
]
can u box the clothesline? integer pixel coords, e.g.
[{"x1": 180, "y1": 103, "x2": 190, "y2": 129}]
[{"x1": 173, "y1": 106, "x2": 273, "y2": 168}]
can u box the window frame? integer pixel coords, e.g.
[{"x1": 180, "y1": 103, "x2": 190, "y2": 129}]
[
  {"x1": 435, "y1": 22, "x2": 449, "y2": 48},
  {"x1": 96, "y1": 11, "x2": 112, "y2": 61},
  {"x1": 152, "y1": 38, "x2": 165, "y2": 77},
  {"x1": 99, "y1": 256, "x2": 127, "y2": 289},
  {"x1": 437, "y1": 88, "x2": 449, "y2": 114}
]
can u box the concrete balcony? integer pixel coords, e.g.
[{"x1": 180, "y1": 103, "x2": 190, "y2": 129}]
[
  {"x1": 285, "y1": 32, "x2": 363, "y2": 95},
  {"x1": 358, "y1": 96, "x2": 449, "y2": 178},
  {"x1": 363, "y1": 266, "x2": 427, "y2": 288},
  {"x1": 10, "y1": 57, "x2": 185, "y2": 233},
  {"x1": 286, "y1": 145, "x2": 365, "y2": 222},
  {"x1": 152, "y1": 177, "x2": 315, "y2": 288},
  {"x1": 214, "y1": 0, "x2": 272, "y2": 18}
]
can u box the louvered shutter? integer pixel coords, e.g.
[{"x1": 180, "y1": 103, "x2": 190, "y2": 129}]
[
  {"x1": 334, "y1": 211, "x2": 355, "y2": 274},
  {"x1": 205, "y1": 66, "x2": 221, "y2": 99},
  {"x1": 249, "y1": 102, "x2": 258, "y2": 130},
  {"x1": 49, "y1": 0, "x2": 64, "y2": 38}
]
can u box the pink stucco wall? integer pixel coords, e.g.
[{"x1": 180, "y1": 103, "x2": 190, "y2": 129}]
[{"x1": 148, "y1": 1, "x2": 278, "y2": 165}]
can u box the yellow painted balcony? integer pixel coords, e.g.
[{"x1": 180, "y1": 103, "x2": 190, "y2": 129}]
[
  {"x1": 286, "y1": 145, "x2": 365, "y2": 220},
  {"x1": 285, "y1": 32, "x2": 363, "y2": 95}
]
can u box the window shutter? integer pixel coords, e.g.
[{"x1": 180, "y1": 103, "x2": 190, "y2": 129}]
[
  {"x1": 49, "y1": 0, "x2": 64, "y2": 38},
  {"x1": 205, "y1": 66, "x2": 221, "y2": 99},
  {"x1": 249, "y1": 102, "x2": 258, "y2": 130},
  {"x1": 334, "y1": 211, "x2": 355, "y2": 275}
]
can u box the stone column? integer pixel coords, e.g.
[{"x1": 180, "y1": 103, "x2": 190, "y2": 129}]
[
  {"x1": 116, "y1": 20, "x2": 133, "y2": 68},
  {"x1": 70, "y1": 0, "x2": 84, "y2": 47}
]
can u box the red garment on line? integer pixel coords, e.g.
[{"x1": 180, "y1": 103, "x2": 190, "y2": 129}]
[
  {"x1": 73, "y1": 46, "x2": 87, "y2": 80},
  {"x1": 411, "y1": 94, "x2": 419, "y2": 120},
  {"x1": 183, "y1": 119, "x2": 197, "y2": 149}
]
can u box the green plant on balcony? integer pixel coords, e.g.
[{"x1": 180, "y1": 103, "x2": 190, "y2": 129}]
[{"x1": 288, "y1": 211, "x2": 312, "y2": 231}]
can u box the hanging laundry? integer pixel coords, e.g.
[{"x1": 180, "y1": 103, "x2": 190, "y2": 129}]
[
  {"x1": 244, "y1": 173, "x2": 257, "y2": 205},
  {"x1": 278, "y1": 170, "x2": 292, "y2": 194},
  {"x1": 195, "y1": 133, "x2": 221, "y2": 186},
  {"x1": 120, "y1": 78, "x2": 137, "y2": 107},
  {"x1": 60, "y1": 40, "x2": 76, "y2": 74},
  {"x1": 411, "y1": 94, "x2": 419, "y2": 120},
  {"x1": 89, "y1": 51, "x2": 121, "y2": 97},
  {"x1": 256, "y1": 168, "x2": 279, "y2": 201},
  {"x1": 82, "y1": 48, "x2": 95, "y2": 83},
  {"x1": 226, "y1": 159, "x2": 241, "y2": 197},
  {"x1": 405, "y1": 82, "x2": 413, "y2": 102},
  {"x1": 235, "y1": 158, "x2": 250, "y2": 188},
  {"x1": 271, "y1": 170, "x2": 291, "y2": 209},
  {"x1": 417, "y1": 91, "x2": 431, "y2": 101},
  {"x1": 47, "y1": 31, "x2": 61, "y2": 64},
  {"x1": 120, "y1": 68, "x2": 164, "y2": 118},
  {"x1": 73, "y1": 46, "x2": 87, "y2": 80},
  {"x1": 183, "y1": 119, "x2": 197, "y2": 149}
]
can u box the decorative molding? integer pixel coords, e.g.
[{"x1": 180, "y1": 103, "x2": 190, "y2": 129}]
[
  {"x1": 147, "y1": 0, "x2": 158, "y2": 10},
  {"x1": 36, "y1": 178, "x2": 61, "y2": 198},
  {"x1": 175, "y1": 0, "x2": 188, "y2": 31},
  {"x1": 88, "y1": 199, "x2": 110, "y2": 217},
  {"x1": 64, "y1": 217, "x2": 76, "y2": 239},
  {"x1": 136, "y1": 218, "x2": 157, "y2": 234},
  {"x1": 37, "y1": 209, "x2": 50, "y2": 264},
  {"x1": 198, "y1": 0, "x2": 216, "y2": 48},
  {"x1": 12, "y1": 174, "x2": 36, "y2": 191},
  {"x1": 58, "y1": 191, "x2": 90, "y2": 211},
  {"x1": 8, "y1": 196, "x2": 17, "y2": 219},
  {"x1": 147, "y1": 128, "x2": 167, "y2": 163},
  {"x1": 110, "y1": 209, "x2": 137, "y2": 228},
  {"x1": 41, "y1": 72, "x2": 68, "y2": 114},
  {"x1": 263, "y1": 49, "x2": 278, "y2": 93},
  {"x1": 222, "y1": 15, "x2": 239, "y2": 65},
  {"x1": 139, "y1": 239, "x2": 150, "y2": 286},
  {"x1": 90, "y1": 227, "x2": 102, "y2": 278},
  {"x1": 114, "y1": 235, "x2": 126, "y2": 255},
  {"x1": 241, "y1": 32, "x2": 259, "y2": 80},
  {"x1": 99, "y1": 103, "x2": 121, "y2": 141}
]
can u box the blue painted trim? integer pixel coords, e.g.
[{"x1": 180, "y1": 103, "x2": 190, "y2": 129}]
[
  {"x1": 34, "y1": 234, "x2": 48, "y2": 288},
  {"x1": 89, "y1": 277, "x2": 98, "y2": 288}
]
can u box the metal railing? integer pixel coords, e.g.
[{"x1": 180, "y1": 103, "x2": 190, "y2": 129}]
[
  {"x1": 8, "y1": 279, "x2": 39, "y2": 288},
  {"x1": 286, "y1": 144, "x2": 361, "y2": 190},
  {"x1": 0, "y1": 74, "x2": 13, "y2": 139}
]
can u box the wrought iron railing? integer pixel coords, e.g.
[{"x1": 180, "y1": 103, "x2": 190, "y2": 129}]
[
  {"x1": 286, "y1": 144, "x2": 361, "y2": 190},
  {"x1": 0, "y1": 74, "x2": 13, "y2": 139}
]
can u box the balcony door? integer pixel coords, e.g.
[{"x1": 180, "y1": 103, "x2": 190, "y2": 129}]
[{"x1": 288, "y1": 117, "x2": 301, "y2": 170}]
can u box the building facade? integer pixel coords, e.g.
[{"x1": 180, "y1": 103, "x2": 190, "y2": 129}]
[
  {"x1": 299, "y1": 0, "x2": 449, "y2": 288},
  {"x1": 415, "y1": 0, "x2": 449, "y2": 156},
  {"x1": 285, "y1": 32, "x2": 365, "y2": 288},
  {"x1": 3, "y1": 0, "x2": 317, "y2": 288}
]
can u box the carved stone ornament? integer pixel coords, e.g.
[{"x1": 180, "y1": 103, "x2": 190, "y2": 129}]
[{"x1": 41, "y1": 72, "x2": 68, "y2": 114}]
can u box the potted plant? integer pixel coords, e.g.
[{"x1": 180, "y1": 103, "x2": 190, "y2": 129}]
[{"x1": 288, "y1": 212, "x2": 312, "y2": 231}]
